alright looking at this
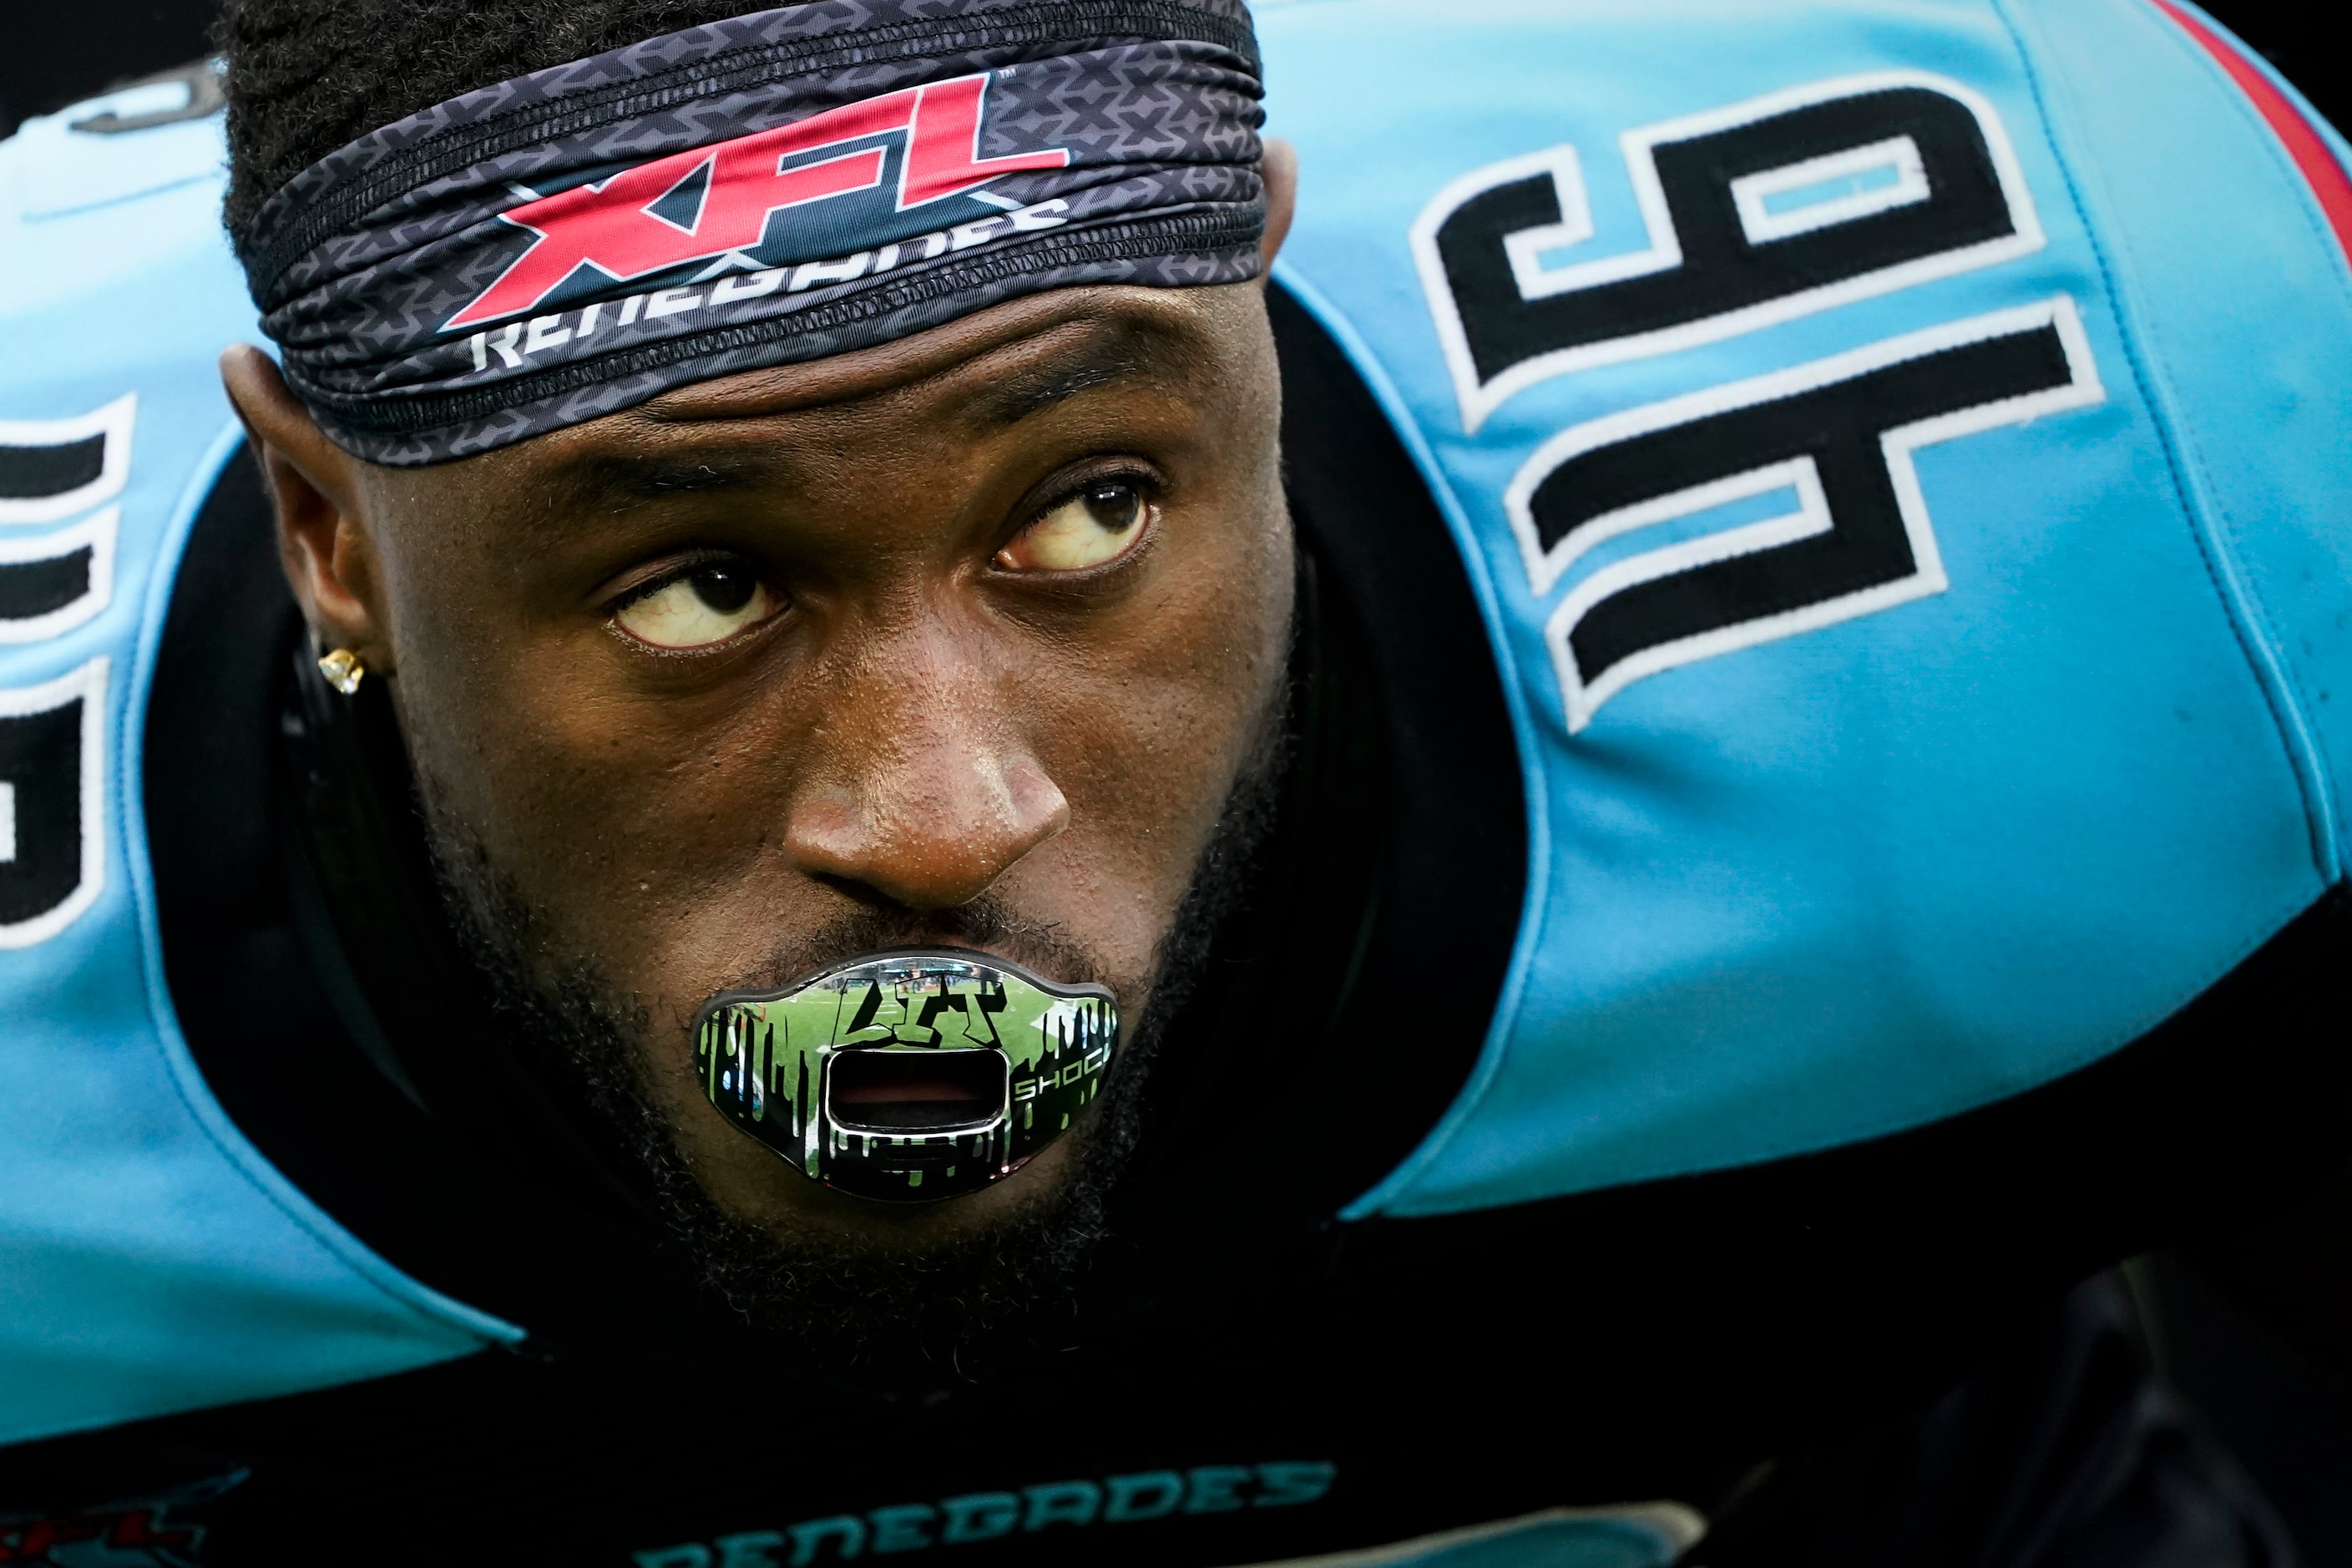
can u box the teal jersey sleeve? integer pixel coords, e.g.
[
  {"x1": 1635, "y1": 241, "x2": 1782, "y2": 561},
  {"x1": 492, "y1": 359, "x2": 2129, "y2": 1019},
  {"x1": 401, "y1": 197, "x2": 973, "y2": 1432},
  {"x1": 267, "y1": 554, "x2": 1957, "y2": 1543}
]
[
  {"x1": 0, "y1": 78, "x2": 517, "y2": 1448},
  {"x1": 1255, "y1": 0, "x2": 2352, "y2": 1218}
]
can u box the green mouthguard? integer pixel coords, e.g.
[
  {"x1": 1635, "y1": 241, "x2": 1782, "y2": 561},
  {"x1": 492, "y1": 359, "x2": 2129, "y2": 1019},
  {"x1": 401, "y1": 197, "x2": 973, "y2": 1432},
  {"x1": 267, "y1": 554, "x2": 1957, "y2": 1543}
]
[{"x1": 693, "y1": 949, "x2": 1118, "y2": 1202}]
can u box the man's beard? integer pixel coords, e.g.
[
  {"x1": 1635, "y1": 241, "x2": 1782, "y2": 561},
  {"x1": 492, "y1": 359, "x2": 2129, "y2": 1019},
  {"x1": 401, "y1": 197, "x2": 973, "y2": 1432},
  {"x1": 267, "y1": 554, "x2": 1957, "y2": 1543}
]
[{"x1": 407, "y1": 706, "x2": 1287, "y2": 1374}]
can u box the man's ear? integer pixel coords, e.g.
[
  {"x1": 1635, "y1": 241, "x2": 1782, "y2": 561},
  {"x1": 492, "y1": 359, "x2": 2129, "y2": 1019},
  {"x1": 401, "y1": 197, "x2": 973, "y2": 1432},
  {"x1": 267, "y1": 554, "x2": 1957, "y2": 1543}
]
[
  {"x1": 1258, "y1": 137, "x2": 1298, "y2": 276},
  {"x1": 220, "y1": 345, "x2": 394, "y2": 675}
]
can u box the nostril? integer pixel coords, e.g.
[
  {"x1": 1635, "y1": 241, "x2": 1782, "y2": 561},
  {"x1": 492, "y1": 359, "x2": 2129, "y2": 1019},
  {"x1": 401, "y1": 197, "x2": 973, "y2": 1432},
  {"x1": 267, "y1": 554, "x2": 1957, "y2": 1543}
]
[{"x1": 827, "y1": 1048, "x2": 1008, "y2": 1131}]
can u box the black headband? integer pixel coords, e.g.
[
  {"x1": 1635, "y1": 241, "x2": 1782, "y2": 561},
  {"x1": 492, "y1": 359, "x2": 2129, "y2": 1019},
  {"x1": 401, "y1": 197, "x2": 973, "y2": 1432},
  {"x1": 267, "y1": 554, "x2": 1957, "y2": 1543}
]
[{"x1": 239, "y1": 0, "x2": 1264, "y2": 465}]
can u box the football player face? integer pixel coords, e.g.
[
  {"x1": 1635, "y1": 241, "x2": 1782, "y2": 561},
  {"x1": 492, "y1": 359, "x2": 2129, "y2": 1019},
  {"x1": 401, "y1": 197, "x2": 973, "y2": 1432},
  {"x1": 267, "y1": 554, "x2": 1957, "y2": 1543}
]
[{"x1": 225, "y1": 261, "x2": 1295, "y2": 1253}]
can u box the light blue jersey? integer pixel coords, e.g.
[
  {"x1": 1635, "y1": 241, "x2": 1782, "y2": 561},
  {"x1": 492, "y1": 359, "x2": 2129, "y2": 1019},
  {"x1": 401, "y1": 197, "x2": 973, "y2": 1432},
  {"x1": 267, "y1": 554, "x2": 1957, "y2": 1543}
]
[{"x1": 2, "y1": 0, "x2": 2348, "y2": 1477}]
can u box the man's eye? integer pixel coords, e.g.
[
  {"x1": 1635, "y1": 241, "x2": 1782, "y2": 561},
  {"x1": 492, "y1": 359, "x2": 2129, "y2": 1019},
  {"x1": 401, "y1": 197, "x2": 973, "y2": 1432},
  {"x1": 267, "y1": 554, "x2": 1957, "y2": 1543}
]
[
  {"x1": 996, "y1": 479, "x2": 1150, "y2": 572},
  {"x1": 612, "y1": 564, "x2": 776, "y2": 648}
]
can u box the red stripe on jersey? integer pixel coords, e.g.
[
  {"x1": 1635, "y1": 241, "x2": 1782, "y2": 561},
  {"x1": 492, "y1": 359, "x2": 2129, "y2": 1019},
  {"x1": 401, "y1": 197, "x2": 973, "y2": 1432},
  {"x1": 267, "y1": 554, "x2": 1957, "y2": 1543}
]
[{"x1": 2152, "y1": 0, "x2": 2352, "y2": 266}]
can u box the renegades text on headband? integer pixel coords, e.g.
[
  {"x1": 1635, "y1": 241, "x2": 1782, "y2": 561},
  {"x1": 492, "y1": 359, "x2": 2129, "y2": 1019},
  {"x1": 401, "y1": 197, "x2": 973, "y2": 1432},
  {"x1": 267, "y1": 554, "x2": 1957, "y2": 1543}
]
[{"x1": 237, "y1": 0, "x2": 1264, "y2": 466}]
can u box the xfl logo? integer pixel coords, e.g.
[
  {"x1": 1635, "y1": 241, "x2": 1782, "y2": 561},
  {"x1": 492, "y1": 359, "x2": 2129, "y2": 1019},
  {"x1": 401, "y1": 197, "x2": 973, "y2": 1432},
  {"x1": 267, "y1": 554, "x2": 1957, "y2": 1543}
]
[{"x1": 450, "y1": 72, "x2": 1069, "y2": 331}]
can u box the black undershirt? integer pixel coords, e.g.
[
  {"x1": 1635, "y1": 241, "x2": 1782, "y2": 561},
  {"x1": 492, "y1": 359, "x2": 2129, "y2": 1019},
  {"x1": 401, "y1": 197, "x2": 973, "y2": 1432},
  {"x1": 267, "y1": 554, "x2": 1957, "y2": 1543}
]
[{"x1": 4, "y1": 292, "x2": 2337, "y2": 1567}]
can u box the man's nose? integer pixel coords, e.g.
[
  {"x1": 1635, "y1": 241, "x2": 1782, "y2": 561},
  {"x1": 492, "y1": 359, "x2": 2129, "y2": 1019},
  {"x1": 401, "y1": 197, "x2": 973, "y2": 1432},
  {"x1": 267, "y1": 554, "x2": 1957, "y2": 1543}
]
[{"x1": 781, "y1": 626, "x2": 1071, "y2": 911}]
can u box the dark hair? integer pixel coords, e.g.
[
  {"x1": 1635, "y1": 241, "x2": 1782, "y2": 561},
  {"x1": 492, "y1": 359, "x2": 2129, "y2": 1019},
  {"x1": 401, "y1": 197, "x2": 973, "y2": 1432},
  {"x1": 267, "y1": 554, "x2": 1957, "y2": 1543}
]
[{"x1": 213, "y1": 0, "x2": 761, "y2": 240}]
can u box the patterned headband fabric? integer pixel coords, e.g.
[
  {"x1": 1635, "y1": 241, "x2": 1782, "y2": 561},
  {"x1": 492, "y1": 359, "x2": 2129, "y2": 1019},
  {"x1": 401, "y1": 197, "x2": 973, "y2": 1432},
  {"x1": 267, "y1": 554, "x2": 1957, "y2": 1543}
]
[{"x1": 237, "y1": 0, "x2": 1264, "y2": 466}]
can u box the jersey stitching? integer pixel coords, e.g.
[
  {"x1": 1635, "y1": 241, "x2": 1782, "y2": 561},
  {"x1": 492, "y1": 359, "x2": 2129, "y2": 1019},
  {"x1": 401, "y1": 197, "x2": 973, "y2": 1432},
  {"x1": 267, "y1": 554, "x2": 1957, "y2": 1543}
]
[
  {"x1": 2137, "y1": 0, "x2": 2352, "y2": 879},
  {"x1": 2134, "y1": 0, "x2": 2352, "y2": 881},
  {"x1": 2153, "y1": 0, "x2": 2352, "y2": 265},
  {"x1": 119, "y1": 422, "x2": 522, "y2": 1348},
  {"x1": 1990, "y1": 0, "x2": 2340, "y2": 887}
]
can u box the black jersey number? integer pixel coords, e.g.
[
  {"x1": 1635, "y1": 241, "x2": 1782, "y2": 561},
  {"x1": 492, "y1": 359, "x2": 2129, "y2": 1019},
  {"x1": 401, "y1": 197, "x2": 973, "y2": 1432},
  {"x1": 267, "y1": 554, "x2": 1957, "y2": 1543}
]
[
  {"x1": 0, "y1": 395, "x2": 132, "y2": 945},
  {"x1": 0, "y1": 510, "x2": 115, "y2": 643},
  {"x1": 1509, "y1": 301, "x2": 2102, "y2": 731},
  {"x1": 1414, "y1": 74, "x2": 2044, "y2": 427},
  {"x1": 0, "y1": 394, "x2": 134, "y2": 524},
  {"x1": 0, "y1": 658, "x2": 107, "y2": 948}
]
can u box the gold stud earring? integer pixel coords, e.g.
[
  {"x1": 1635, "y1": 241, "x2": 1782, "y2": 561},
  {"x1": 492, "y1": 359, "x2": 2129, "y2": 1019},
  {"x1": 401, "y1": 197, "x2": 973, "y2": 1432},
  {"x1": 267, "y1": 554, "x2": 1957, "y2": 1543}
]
[{"x1": 318, "y1": 648, "x2": 367, "y2": 695}]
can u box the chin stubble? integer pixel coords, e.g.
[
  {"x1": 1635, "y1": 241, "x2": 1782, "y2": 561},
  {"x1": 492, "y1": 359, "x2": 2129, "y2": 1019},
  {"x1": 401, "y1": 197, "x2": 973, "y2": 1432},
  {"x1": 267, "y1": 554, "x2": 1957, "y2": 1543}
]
[{"x1": 407, "y1": 685, "x2": 1290, "y2": 1373}]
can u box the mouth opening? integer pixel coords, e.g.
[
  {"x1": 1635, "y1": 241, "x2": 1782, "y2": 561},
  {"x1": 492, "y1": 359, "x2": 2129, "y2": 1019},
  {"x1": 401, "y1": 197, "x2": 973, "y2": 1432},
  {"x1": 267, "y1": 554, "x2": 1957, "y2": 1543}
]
[{"x1": 828, "y1": 1049, "x2": 1009, "y2": 1132}]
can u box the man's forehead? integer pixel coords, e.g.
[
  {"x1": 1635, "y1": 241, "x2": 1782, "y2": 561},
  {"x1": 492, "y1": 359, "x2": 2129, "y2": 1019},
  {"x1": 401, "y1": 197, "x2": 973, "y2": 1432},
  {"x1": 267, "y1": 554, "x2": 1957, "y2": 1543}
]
[
  {"x1": 418, "y1": 289, "x2": 1233, "y2": 513},
  {"x1": 633, "y1": 287, "x2": 1222, "y2": 428}
]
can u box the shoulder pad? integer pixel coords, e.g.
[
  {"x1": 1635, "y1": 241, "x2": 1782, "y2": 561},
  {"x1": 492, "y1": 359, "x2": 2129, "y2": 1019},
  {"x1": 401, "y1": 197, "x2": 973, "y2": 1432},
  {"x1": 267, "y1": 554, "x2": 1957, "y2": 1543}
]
[
  {"x1": 1258, "y1": 0, "x2": 2352, "y2": 1216},
  {"x1": 0, "y1": 84, "x2": 513, "y2": 1447}
]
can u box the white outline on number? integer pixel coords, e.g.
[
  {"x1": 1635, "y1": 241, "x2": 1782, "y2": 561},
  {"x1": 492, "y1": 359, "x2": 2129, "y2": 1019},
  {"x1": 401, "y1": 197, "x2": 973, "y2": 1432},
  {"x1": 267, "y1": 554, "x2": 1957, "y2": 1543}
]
[
  {"x1": 0, "y1": 655, "x2": 109, "y2": 948},
  {"x1": 1731, "y1": 135, "x2": 1930, "y2": 245},
  {"x1": 1492, "y1": 145, "x2": 1601, "y2": 301},
  {"x1": 0, "y1": 508, "x2": 118, "y2": 644},
  {"x1": 1510, "y1": 296, "x2": 2103, "y2": 734},
  {"x1": 0, "y1": 394, "x2": 136, "y2": 524},
  {"x1": 1410, "y1": 72, "x2": 2048, "y2": 432}
]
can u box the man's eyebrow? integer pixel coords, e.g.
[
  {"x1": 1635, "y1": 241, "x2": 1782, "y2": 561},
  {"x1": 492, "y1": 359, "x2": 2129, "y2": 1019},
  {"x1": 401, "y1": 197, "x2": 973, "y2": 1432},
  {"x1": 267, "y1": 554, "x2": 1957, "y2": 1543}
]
[
  {"x1": 969, "y1": 350, "x2": 1147, "y2": 426},
  {"x1": 538, "y1": 329, "x2": 1177, "y2": 517},
  {"x1": 559, "y1": 455, "x2": 761, "y2": 514}
]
